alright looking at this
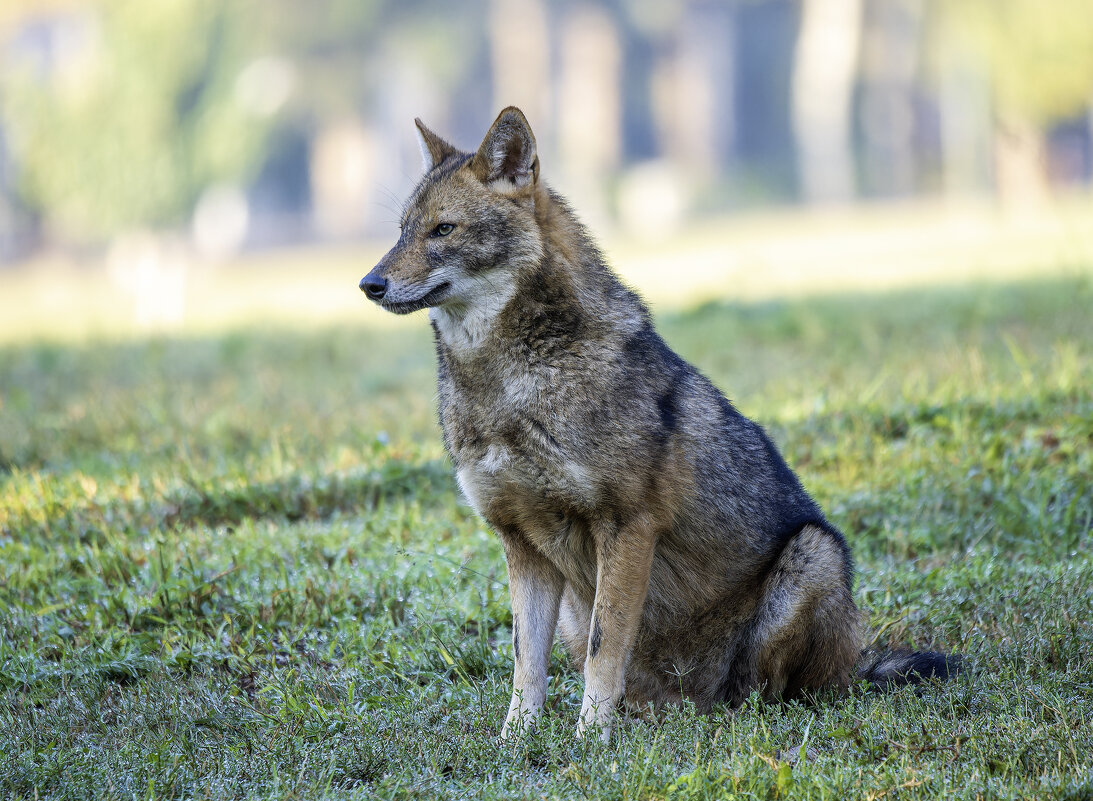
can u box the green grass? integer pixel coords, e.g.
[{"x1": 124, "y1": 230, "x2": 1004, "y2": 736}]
[{"x1": 1, "y1": 273, "x2": 1091, "y2": 799}]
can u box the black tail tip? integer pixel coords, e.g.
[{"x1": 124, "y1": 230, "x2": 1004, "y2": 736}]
[{"x1": 858, "y1": 649, "x2": 963, "y2": 689}]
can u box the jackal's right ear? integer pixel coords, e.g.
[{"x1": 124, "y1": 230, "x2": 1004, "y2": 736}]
[
  {"x1": 415, "y1": 118, "x2": 458, "y2": 173},
  {"x1": 472, "y1": 106, "x2": 539, "y2": 192}
]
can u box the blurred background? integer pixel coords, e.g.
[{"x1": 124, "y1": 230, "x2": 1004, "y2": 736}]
[{"x1": 0, "y1": 0, "x2": 1091, "y2": 338}]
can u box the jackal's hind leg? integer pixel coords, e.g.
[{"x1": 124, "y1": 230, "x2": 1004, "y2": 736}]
[
  {"x1": 556, "y1": 585, "x2": 592, "y2": 671},
  {"x1": 751, "y1": 524, "x2": 859, "y2": 701}
]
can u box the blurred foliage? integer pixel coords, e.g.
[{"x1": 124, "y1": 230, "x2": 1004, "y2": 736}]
[
  {"x1": 935, "y1": 0, "x2": 1093, "y2": 125},
  {"x1": 258, "y1": 0, "x2": 483, "y2": 117},
  {"x1": 1, "y1": 0, "x2": 271, "y2": 241},
  {"x1": 254, "y1": 0, "x2": 385, "y2": 119},
  {"x1": 0, "y1": 0, "x2": 486, "y2": 243},
  {"x1": 1, "y1": 0, "x2": 1091, "y2": 246}
]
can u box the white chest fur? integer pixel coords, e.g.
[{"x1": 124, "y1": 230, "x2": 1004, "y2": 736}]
[{"x1": 429, "y1": 272, "x2": 517, "y2": 354}]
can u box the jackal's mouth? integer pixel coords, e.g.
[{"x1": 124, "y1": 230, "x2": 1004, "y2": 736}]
[{"x1": 381, "y1": 282, "x2": 452, "y2": 314}]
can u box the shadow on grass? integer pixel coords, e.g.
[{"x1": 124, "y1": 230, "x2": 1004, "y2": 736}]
[
  {"x1": 666, "y1": 272, "x2": 1092, "y2": 334},
  {"x1": 6, "y1": 457, "x2": 455, "y2": 543}
]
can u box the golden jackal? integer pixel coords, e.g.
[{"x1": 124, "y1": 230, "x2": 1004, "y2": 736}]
[{"x1": 360, "y1": 107, "x2": 957, "y2": 740}]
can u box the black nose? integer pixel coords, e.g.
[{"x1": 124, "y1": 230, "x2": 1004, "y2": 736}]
[{"x1": 360, "y1": 274, "x2": 386, "y2": 300}]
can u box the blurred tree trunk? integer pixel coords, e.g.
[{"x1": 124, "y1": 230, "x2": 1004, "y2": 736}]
[
  {"x1": 488, "y1": 0, "x2": 552, "y2": 146},
  {"x1": 859, "y1": 0, "x2": 923, "y2": 197},
  {"x1": 1089, "y1": 100, "x2": 1093, "y2": 184},
  {"x1": 791, "y1": 0, "x2": 863, "y2": 204},
  {"x1": 993, "y1": 116, "x2": 1050, "y2": 211},
  {"x1": 556, "y1": 4, "x2": 621, "y2": 228},
  {"x1": 937, "y1": 56, "x2": 993, "y2": 198},
  {"x1": 652, "y1": 3, "x2": 735, "y2": 181}
]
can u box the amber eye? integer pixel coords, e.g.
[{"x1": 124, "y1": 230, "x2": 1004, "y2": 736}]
[{"x1": 432, "y1": 223, "x2": 455, "y2": 237}]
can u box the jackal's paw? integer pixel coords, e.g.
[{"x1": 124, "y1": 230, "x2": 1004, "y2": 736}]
[
  {"x1": 576, "y1": 697, "x2": 614, "y2": 743},
  {"x1": 500, "y1": 719, "x2": 531, "y2": 741},
  {"x1": 500, "y1": 705, "x2": 540, "y2": 741},
  {"x1": 575, "y1": 715, "x2": 612, "y2": 743}
]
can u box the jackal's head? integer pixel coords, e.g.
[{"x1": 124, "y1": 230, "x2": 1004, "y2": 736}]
[{"x1": 360, "y1": 107, "x2": 543, "y2": 318}]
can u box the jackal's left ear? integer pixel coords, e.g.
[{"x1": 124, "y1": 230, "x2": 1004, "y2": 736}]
[
  {"x1": 473, "y1": 107, "x2": 539, "y2": 191},
  {"x1": 415, "y1": 118, "x2": 458, "y2": 173}
]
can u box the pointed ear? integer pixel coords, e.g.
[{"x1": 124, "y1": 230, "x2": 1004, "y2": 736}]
[
  {"x1": 472, "y1": 107, "x2": 539, "y2": 190},
  {"x1": 415, "y1": 118, "x2": 458, "y2": 172}
]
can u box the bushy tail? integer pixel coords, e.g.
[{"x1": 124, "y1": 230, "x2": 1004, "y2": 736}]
[{"x1": 856, "y1": 649, "x2": 962, "y2": 689}]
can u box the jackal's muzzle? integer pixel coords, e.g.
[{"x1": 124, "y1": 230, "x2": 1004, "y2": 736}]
[{"x1": 359, "y1": 261, "x2": 451, "y2": 315}]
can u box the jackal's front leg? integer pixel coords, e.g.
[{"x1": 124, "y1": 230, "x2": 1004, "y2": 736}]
[
  {"x1": 498, "y1": 529, "x2": 564, "y2": 740},
  {"x1": 577, "y1": 514, "x2": 657, "y2": 741}
]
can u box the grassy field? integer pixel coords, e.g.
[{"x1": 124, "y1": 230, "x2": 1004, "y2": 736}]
[{"x1": 1, "y1": 242, "x2": 1091, "y2": 798}]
